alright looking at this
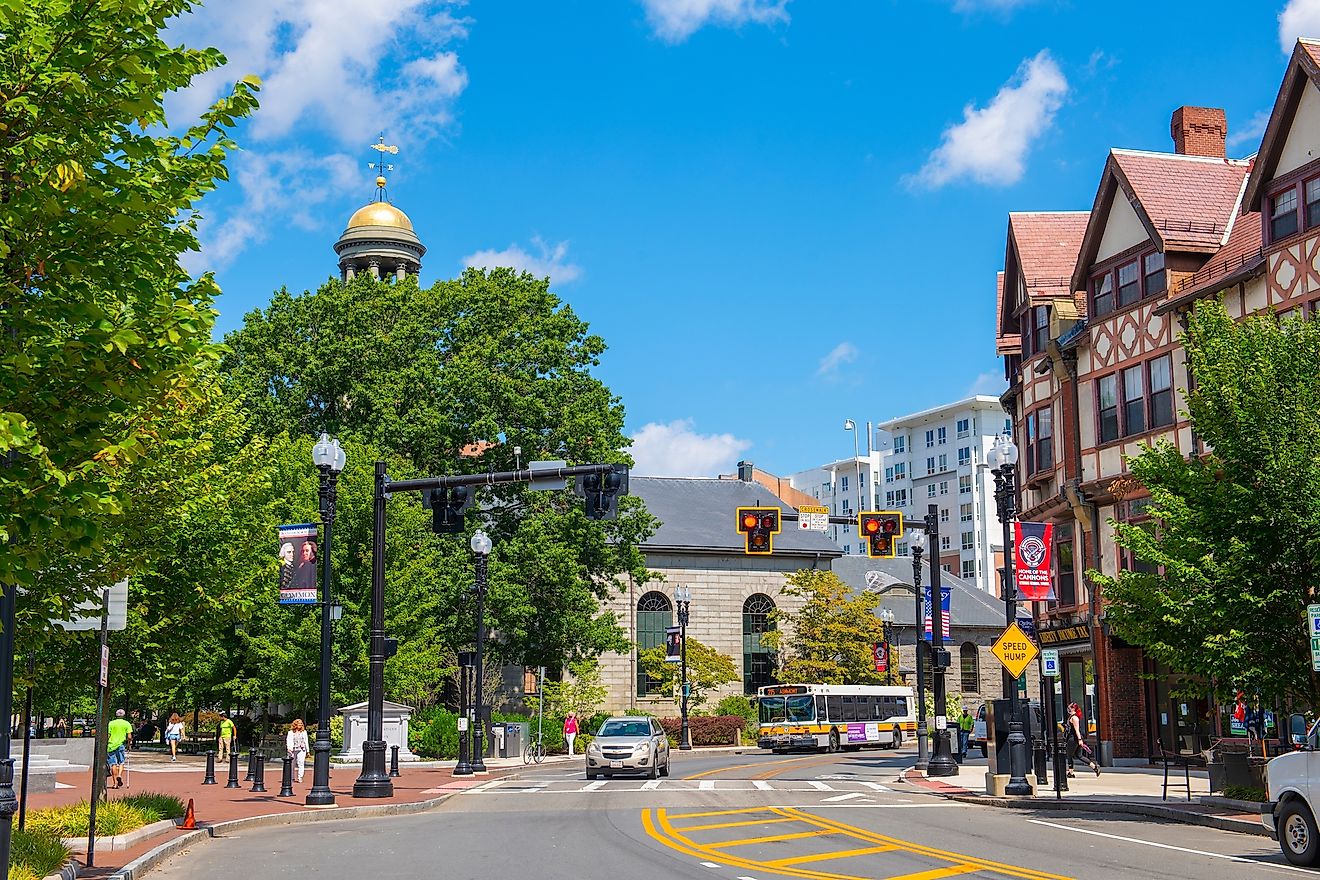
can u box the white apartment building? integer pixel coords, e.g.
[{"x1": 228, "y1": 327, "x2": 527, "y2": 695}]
[{"x1": 788, "y1": 396, "x2": 1011, "y2": 596}]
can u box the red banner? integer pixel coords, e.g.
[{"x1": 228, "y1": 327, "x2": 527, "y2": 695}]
[
  {"x1": 873, "y1": 643, "x2": 888, "y2": 673},
  {"x1": 1014, "y1": 521, "x2": 1055, "y2": 601}
]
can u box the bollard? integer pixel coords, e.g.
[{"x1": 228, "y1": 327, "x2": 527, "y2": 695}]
[
  {"x1": 226, "y1": 750, "x2": 241, "y2": 789},
  {"x1": 250, "y1": 752, "x2": 267, "y2": 793},
  {"x1": 202, "y1": 750, "x2": 217, "y2": 785},
  {"x1": 244, "y1": 748, "x2": 256, "y2": 781},
  {"x1": 279, "y1": 756, "x2": 294, "y2": 797},
  {"x1": 389, "y1": 745, "x2": 400, "y2": 778}
]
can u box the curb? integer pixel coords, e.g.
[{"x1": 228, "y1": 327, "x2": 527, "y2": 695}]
[
  {"x1": 62, "y1": 818, "x2": 178, "y2": 854},
  {"x1": 945, "y1": 793, "x2": 1270, "y2": 837}
]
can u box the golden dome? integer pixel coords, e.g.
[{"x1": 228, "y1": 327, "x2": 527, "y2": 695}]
[{"x1": 346, "y1": 200, "x2": 414, "y2": 231}]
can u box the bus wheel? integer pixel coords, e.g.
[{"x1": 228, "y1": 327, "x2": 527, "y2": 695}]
[
  {"x1": 828, "y1": 729, "x2": 840, "y2": 753},
  {"x1": 892, "y1": 727, "x2": 903, "y2": 749}
]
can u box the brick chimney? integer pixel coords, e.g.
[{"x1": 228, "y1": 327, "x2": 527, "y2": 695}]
[{"x1": 1170, "y1": 106, "x2": 1227, "y2": 158}]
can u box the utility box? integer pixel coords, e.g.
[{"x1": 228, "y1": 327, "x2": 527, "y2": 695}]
[
  {"x1": 986, "y1": 699, "x2": 1037, "y2": 776},
  {"x1": 500, "y1": 722, "x2": 526, "y2": 759}
]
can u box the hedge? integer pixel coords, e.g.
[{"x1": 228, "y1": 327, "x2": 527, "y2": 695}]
[{"x1": 656, "y1": 715, "x2": 744, "y2": 746}]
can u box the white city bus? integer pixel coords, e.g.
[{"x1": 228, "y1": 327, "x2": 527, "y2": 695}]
[{"x1": 755, "y1": 683, "x2": 915, "y2": 753}]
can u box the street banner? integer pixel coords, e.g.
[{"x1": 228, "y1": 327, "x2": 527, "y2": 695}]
[
  {"x1": 923, "y1": 584, "x2": 951, "y2": 640},
  {"x1": 1309, "y1": 604, "x2": 1320, "y2": 672},
  {"x1": 278, "y1": 523, "x2": 320, "y2": 605},
  {"x1": 664, "y1": 626, "x2": 682, "y2": 663},
  {"x1": 1014, "y1": 521, "x2": 1055, "y2": 601},
  {"x1": 873, "y1": 643, "x2": 888, "y2": 673}
]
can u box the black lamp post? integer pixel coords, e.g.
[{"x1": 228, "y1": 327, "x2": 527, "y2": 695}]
[
  {"x1": 453, "y1": 655, "x2": 473, "y2": 776},
  {"x1": 989, "y1": 431, "x2": 1032, "y2": 796},
  {"x1": 675, "y1": 586, "x2": 692, "y2": 750},
  {"x1": 879, "y1": 608, "x2": 895, "y2": 686},
  {"x1": 911, "y1": 529, "x2": 929, "y2": 771},
  {"x1": 926, "y1": 503, "x2": 958, "y2": 777},
  {"x1": 470, "y1": 529, "x2": 492, "y2": 773},
  {"x1": 307, "y1": 433, "x2": 344, "y2": 807},
  {"x1": 354, "y1": 461, "x2": 393, "y2": 798}
]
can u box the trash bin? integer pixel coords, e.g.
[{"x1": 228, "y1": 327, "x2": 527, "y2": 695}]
[
  {"x1": 493, "y1": 722, "x2": 507, "y2": 758},
  {"x1": 502, "y1": 722, "x2": 525, "y2": 759}
]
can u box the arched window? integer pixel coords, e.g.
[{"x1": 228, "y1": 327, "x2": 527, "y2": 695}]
[
  {"x1": 637, "y1": 592, "x2": 673, "y2": 697},
  {"x1": 742, "y1": 594, "x2": 777, "y2": 694},
  {"x1": 960, "y1": 642, "x2": 980, "y2": 694}
]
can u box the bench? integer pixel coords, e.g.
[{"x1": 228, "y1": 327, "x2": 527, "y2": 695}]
[{"x1": 1160, "y1": 749, "x2": 1206, "y2": 802}]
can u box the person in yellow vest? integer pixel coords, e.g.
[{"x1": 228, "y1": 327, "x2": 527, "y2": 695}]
[
  {"x1": 957, "y1": 708, "x2": 974, "y2": 761},
  {"x1": 217, "y1": 713, "x2": 237, "y2": 761},
  {"x1": 106, "y1": 709, "x2": 133, "y2": 789}
]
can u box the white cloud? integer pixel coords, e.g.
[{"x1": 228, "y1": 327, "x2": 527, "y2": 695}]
[
  {"x1": 168, "y1": 1, "x2": 469, "y2": 270},
  {"x1": 817, "y1": 342, "x2": 858, "y2": 376},
  {"x1": 966, "y1": 371, "x2": 1007, "y2": 396},
  {"x1": 910, "y1": 50, "x2": 1067, "y2": 189},
  {"x1": 951, "y1": 0, "x2": 1034, "y2": 11},
  {"x1": 630, "y1": 420, "x2": 751, "y2": 477},
  {"x1": 1228, "y1": 109, "x2": 1271, "y2": 151},
  {"x1": 640, "y1": 0, "x2": 789, "y2": 43},
  {"x1": 462, "y1": 237, "x2": 583, "y2": 284},
  {"x1": 1280, "y1": 0, "x2": 1320, "y2": 53}
]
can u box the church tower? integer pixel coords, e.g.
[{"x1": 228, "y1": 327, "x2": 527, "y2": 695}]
[{"x1": 334, "y1": 136, "x2": 426, "y2": 282}]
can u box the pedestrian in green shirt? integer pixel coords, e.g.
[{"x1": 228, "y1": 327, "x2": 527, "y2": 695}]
[
  {"x1": 957, "y1": 708, "x2": 974, "y2": 761},
  {"x1": 106, "y1": 709, "x2": 133, "y2": 788},
  {"x1": 218, "y1": 713, "x2": 237, "y2": 762}
]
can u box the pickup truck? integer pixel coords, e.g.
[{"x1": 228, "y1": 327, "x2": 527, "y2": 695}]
[{"x1": 1262, "y1": 715, "x2": 1320, "y2": 866}]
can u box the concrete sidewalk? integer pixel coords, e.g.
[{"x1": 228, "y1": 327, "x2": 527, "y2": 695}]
[{"x1": 898, "y1": 761, "x2": 1268, "y2": 837}]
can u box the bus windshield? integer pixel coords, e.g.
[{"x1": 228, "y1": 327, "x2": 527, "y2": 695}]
[{"x1": 759, "y1": 695, "x2": 815, "y2": 725}]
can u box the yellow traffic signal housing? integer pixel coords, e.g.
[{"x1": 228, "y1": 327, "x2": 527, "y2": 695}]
[
  {"x1": 736, "y1": 506, "x2": 781, "y2": 554},
  {"x1": 858, "y1": 511, "x2": 903, "y2": 558}
]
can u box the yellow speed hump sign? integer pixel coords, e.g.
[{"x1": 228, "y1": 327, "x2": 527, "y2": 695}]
[{"x1": 991, "y1": 622, "x2": 1039, "y2": 680}]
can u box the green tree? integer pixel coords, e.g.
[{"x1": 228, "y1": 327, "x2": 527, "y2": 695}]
[
  {"x1": 529, "y1": 657, "x2": 607, "y2": 719},
  {"x1": 637, "y1": 639, "x2": 739, "y2": 710},
  {"x1": 1092, "y1": 300, "x2": 1320, "y2": 708},
  {"x1": 221, "y1": 270, "x2": 657, "y2": 672},
  {"x1": 764, "y1": 569, "x2": 888, "y2": 685},
  {"x1": 0, "y1": 0, "x2": 258, "y2": 597}
]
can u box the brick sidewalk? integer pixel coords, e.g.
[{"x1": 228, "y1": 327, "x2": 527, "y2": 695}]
[{"x1": 27, "y1": 753, "x2": 529, "y2": 878}]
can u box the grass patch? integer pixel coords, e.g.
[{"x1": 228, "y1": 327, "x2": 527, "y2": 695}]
[
  {"x1": 120, "y1": 792, "x2": 186, "y2": 820},
  {"x1": 11, "y1": 827, "x2": 71, "y2": 879},
  {"x1": 25, "y1": 796, "x2": 174, "y2": 838},
  {"x1": 1222, "y1": 785, "x2": 1267, "y2": 803}
]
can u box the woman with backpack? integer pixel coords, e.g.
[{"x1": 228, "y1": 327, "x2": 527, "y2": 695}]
[{"x1": 1065, "y1": 702, "x2": 1100, "y2": 777}]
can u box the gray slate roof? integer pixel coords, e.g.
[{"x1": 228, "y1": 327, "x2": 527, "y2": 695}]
[
  {"x1": 630, "y1": 477, "x2": 842, "y2": 557},
  {"x1": 829, "y1": 555, "x2": 1006, "y2": 630}
]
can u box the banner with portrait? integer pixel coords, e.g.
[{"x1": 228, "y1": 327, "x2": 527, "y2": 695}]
[
  {"x1": 278, "y1": 523, "x2": 320, "y2": 605},
  {"x1": 1014, "y1": 521, "x2": 1055, "y2": 601},
  {"x1": 664, "y1": 626, "x2": 682, "y2": 663}
]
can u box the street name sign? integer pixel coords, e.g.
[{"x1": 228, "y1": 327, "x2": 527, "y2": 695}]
[
  {"x1": 798, "y1": 505, "x2": 829, "y2": 532},
  {"x1": 1041, "y1": 648, "x2": 1060, "y2": 677},
  {"x1": 991, "y1": 622, "x2": 1039, "y2": 680},
  {"x1": 1309, "y1": 604, "x2": 1320, "y2": 672}
]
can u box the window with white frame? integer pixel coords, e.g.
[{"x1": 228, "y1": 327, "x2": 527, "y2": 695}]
[
  {"x1": 938, "y1": 427, "x2": 947, "y2": 444},
  {"x1": 961, "y1": 530, "x2": 974, "y2": 551},
  {"x1": 841, "y1": 475, "x2": 849, "y2": 492},
  {"x1": 956, "y1": 418, "x2": 970, "y2": 438},
  {"x1": 959, "y1": 475, "x2": 972, "y2": 494},
  {"x1": 841, "y1": 499, "x2": 851, "y2": 513},
  {"x1": 886, "y1": 491, "x2": 894, "y2": 507},
  {"x1": 894, "y1": 488, "x2": 908, "y2": 507},
  {"x1": 941, "y1": 535, "x2": 951, "y2": 551},
  {"x1": 859, "y1": 471, "x2": 866, "y2": 487},
  {"x1": 938, "y1": 453, "x2": 948, "y2": 471},
  {"x1": 894, "y1": 435, "x2": 906, "y2": 453},
  {"x1": 960, "y1": 503, "x2": 973, "y2": 522},
  {"x1": 961, "y1": 560, "x2": 976, "y2": 579},
  {"x1": 885, "y1": 467, "x2": 894, "y2": 483},
  {"x1": 843, "y1": 544, "x2": 851, "y2": 555},
  {"x1": 939, "y1": 508, "x2": 949, "y2": 523},
  {"x1": 925, "y1": 430, "x2": 935, "y2": 448},
  {"x1": 939, "y1": 480, "x2": 949, "y2": 495},
  {"x1": 927, "y1": 456, "x2": 936, "y2": 476},
  {"x1": 942, "y1": 564, "x2": 953, "y2": 573},
  {"x1": 927, "y1": 484, "x2": 937, "y2": 498},
  {"x1": 897, "y1": 541, "x2": 907, "y2": 556},
  {"x1": 894, "y1": 463, "x2": 906, "y2": 480},
  {"x1": 958, "y1": 446, "x2": 971, "y2": 466}
]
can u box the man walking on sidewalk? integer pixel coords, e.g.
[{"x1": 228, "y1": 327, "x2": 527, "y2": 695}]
[
  {"x1": 957, "y1": 708, "x2": 973, "y2": 761},
  {"x1": 107, "y1": 709, "x2": 133, "y2": 789},
  {"x1": 217, "y1": 713, "x2": 237, "y2": 762}
]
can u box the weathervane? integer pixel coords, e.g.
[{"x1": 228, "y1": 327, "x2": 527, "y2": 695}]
[{"x1": 368, "y1": 133, "x2": 399, "y2": 199}]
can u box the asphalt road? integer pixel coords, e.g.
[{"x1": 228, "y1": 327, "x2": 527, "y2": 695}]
[{"x1": 149, "y1": 746, "x2": 1308, "y2": 880}]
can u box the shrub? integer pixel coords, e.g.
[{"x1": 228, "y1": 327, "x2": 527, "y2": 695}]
[
  {"x1": 412, "y1": 709, "x2": 460, "y2": 760},
  {"x1": 1223, "y1": 785, "x2": 1267, "y2": 803},
  {"x1": 715, "y1": 695, "x2": 759, "y2": 745},
  {"x1": 11, "y1": 828, "x2": 70, "y2": 879},
  {"x1": 120, "y1": 792, "x2": 186, "y2": 820},
  {"x1": 656, "y1": 715, "x2": 744, "y2": 746},
  {"x1": 25, "y1": 800, "x2": 164, "y2": 838}
]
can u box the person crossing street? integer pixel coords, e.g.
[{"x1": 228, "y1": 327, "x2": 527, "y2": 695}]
[{"x1": 957, "y1": 708, "x2": 974, "y2": 761}]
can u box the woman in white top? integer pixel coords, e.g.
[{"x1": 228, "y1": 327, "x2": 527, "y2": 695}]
[
  {"x1": 286, "y1": 718, "x2": 310, "y2": 782},
  {"x1": 165, "y1": 713, "x2": 185, "y2": 762}
]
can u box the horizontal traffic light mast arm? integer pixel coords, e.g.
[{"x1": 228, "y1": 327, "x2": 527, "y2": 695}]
[
  {"x1": 386, "y1": 462, "x2": 623, "y2": 494},
  {"x1": 777, "y1": 511, "x2": 931, "y2": 531}
]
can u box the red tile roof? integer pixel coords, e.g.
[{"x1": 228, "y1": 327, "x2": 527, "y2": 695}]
[
  {"x1": 995, "y1": 272, "x2": 1022, "y2": 355},
  {"x1": 1165, "y1": 211, "x2": 1264, "y2": 304},
  {"x1": 1300, "y1": 38, "x2": 1320, "y2": 70},
  {"x1": 1111, "y1": 150, "x2": 1250, "y2": 252},
  {"x1": 1009, "y1": 212, "x2": 1089, "y2": 298}
]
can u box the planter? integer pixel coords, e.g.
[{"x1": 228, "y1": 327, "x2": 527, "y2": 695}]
[{"x1": 60, "y1": 818, "x2": 178, "y2": 854}]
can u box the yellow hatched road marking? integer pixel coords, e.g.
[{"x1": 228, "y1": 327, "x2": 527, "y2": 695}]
[
  {"x1": 764, "y1": 845, "x2": 899, "y2": 867},
  {"x1": 668, "y1": 808, "x2": 774, "y2": 820},
  {"x1": 883, "y1": 865, "x2": 982, "y2": 880},
  {"x1": 714, "y1": 829, "x2": 837, "y2": 848},
  {"x1": 681, "y1": 816, "x2": 799, "y2": 832},
  {"x1": 642, "y1": 810, "x2": 868, "y2": 880}
]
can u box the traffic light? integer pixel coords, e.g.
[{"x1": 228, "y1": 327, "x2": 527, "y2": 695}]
[
  {"x1": 859, "y1": 511, "x2": 903, "y2": 558},
  {"x1": 736, "y1": 506, "x2": 781, "y2": 554},
  {"x1": 422, "y1": 485, "x2": 474, "y2": 534},
  {"x1": 575, "y1": 464, "x2": 629, "y2": 520}
]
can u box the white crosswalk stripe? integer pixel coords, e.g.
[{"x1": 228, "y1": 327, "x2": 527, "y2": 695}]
[{"x1": 458, "y1": 778, "x2": 901, "y2": 796}]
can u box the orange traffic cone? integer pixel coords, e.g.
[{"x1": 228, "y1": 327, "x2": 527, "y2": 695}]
[{"x1": 179, "y1": 798, "x2": 198, "y2": 830}]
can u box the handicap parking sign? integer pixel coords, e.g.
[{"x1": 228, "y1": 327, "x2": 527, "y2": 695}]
[{"x1": 1041, "y1": 648, "x2": 1060, "y2": 677}]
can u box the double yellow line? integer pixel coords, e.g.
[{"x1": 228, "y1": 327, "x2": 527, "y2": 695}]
[
  {"x1": 642, "y1": 806, "x2": 1075, "y2": 880},
  {"x1": 685, "y1": 753, "x2": 845, "y2": 781}
]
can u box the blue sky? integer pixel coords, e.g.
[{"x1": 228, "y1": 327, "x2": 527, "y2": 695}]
[{"x1": 172, "y1": 0, "x2": 1316, "y2": 478}]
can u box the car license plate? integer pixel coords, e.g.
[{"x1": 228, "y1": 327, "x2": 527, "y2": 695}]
[{"x1": 610, "y1": 760, "x2": 623, "y2": 769}]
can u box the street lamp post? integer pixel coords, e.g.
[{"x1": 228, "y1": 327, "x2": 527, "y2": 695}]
[
  {"x1": 470, "y1": 530, "x2": 492, "y2": 773},
  {"x1": 988, "y1": 432, "x2": 1032, "y2": 796},
  {"x1": 675, "y1": 586, "x2": 692, "y2": 750},
  {"x1": 843, "y1": 419, "x2": 862, "y2": 523},
  {"x1": 307, "y1": 434, "x2": 345, "y2": 807},
  {"x1": 926, "y1": 503, "x2": 958, "y2": 777},
  {"x1": 911, "y1": 529, "x2": 929, "y2": 771},
  {"x1": 354, "y1": 461, "x2": 394, "y2": 798},
  {"x1": 879, "y1": 608, "x2": 895, "y2": 686}
]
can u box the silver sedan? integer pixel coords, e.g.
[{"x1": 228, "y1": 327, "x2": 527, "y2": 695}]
[{"x1": 585, "y1": 716, "x2": 671, "y2": 779}]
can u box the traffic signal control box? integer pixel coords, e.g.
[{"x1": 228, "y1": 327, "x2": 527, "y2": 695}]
[
  {"x1": 736, "y1": 506, "x2": 781, "y2": 555},
  {"x1": 858, "y1": 511, "x2": 903, "y2": 558}
]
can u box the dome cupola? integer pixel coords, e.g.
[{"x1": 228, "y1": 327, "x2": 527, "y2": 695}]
[{"x1": 333, "y1": 137, "x2": 426, "y2": 282}]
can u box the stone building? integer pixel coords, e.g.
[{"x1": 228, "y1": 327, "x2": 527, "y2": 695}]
[{"x1": 597, "y1": 476, "x2": 841, "y2": 713}]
